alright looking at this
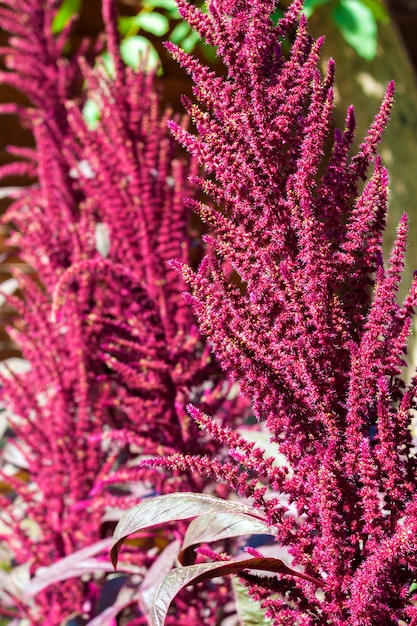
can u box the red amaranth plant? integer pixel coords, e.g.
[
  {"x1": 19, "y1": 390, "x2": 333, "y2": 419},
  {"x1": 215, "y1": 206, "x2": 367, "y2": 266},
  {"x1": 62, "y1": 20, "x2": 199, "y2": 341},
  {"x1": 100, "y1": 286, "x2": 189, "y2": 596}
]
[
  {"x1": 112, "y1": 1, "x2": 417, "y2": 624},
  {"x1": 0, "y1": 1, "x2": 246, "y2": 624}
]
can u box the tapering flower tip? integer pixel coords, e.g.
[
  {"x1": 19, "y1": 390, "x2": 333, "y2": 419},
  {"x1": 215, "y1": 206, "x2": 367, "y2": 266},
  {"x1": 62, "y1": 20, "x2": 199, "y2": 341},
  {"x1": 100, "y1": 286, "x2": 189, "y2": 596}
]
[
  {"x1": 167, "y1": 119, "x2": 199, "y2": 155},
  {"x1": 388, "y1": 213, "x2": 409, "y2": 277},
  {"x1": 167, "y1": 258, "x2": 194, "y2": 284},
  {"x1": 324, "y1": 57, "x2": 335, "y2": 89},
  {"x1": 187, "y1": 403, "x2": 204, "y2": 426},
  {"x1": 102, "y1": 0, "x2": 125, "y2": 82},
  {"x1": 167, "y1": 258, "x2": 184, "y2": 272},
  {"x1": 182, "y1": 196, "x2": 200, "y2": 212},
  {"x1": 380, "y1": 80, "x2": 396, "y2": 126},
  {"x1": 167, "y1": 119, "x2": 180, "y2": 134},
  {"x1": 398, "y1": 212, "x2": 409, "y2": 231},
  {"x1": 163, "y1": 40, "x2": 180, "y2": 59},
  {"x1": 386, "y1": 79, "x2": 396, "y2": 100},
  {"x1": 202, "y1": 234, "x2": 215, "y2": 247},
  {"x1": 345, "y1": 104, "x2": 356, "y2": 136},
  {"x1": 0, "y1": 103, "x2": 24, "y2": 116},
  {"x1": 180, "y1": 94, "x2": 194, "y2": 117},
  {"x1": 392, "y1": 221, "x2": 408, "y2": 267},
  {"x1": 393, "y1": 211, "x2": 409, "y2": 253},
  {"x1": 277, "y1": 0, "x2": 304, "y2": 37},
  {"x1": 102, "y1": 0, "x2": 120, "y2": 46},
  {"x1": 296, "y1": 11, "x2": 308, "y2": 34},
  {"x1": 188, "y1": 175, "x2": 204, "y2": 189},
  {"x1": 364, "y1": 80, "x2": 395, "y2": 153},
  {"x1": 176, "y1": 0, "x2": 216, "y2": 45}
]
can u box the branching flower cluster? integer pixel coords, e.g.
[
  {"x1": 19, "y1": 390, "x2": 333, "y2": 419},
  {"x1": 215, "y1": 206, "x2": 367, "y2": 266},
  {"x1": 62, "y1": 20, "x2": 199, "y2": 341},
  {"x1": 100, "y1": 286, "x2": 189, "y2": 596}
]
[
  {"x1": 0, "y1": 1, "x2": 243, "y2": 624},
  {"x1": 117, "y1": 0, "x2": 417, "y2": 623}
]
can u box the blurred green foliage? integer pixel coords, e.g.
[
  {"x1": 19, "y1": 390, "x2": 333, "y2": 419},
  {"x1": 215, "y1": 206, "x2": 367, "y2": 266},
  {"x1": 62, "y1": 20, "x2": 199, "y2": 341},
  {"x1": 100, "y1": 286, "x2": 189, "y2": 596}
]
[
  {"x1": 53, "y1": 0, "x2": 389, "y2": 128},
  {"x1": 53, "y1": 0, "x2": 390, "y2": 63},
  {"x1": 52, "y1": 0, "x2": 82, "y2": 34},
  {"x1": 304, "y1": 0, "x2": 390, "y2": 59}
]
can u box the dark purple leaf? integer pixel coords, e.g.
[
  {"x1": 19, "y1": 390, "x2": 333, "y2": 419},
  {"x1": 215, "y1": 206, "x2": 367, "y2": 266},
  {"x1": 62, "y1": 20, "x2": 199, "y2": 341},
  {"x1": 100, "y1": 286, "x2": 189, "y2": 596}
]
[
  {"x1": 138, "y1": 540, "x2": 181, "y2": 616},
  {"x1": 25, "y1": 538, "x2": 140, "y2": 597},
  {"x1": 111, "y1": 493, "x2": 266, "y2": 567},
  {"x1": 150, "y1": 557, "x2": 323, "y2": 626},
  {"x1": 179, "y1": 512, "x2": 275, "y2": 564}
]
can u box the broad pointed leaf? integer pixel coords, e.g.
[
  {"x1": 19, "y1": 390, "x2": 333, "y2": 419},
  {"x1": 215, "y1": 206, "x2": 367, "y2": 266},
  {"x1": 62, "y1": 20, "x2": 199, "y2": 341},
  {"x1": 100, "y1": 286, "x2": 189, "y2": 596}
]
[
  {"x1": 133, "y1": 13, "x2": 169, "y2": 36},
  {"x1": 120, "y1": 36, "x2": 160, "y2": 72},
  {"x1": 25, "y1": 538, "x2": 114, "y2": 597},
  {"x1": 111, "y1": 493, "x2": 266, "y2": 567},
  {"x1": 180, "y1": 31, "x2": 201, "y2": 53},
  {"x1": 139, "y1": 540, "x2": 181, "y2": 616},
  {"x1": 143, "y1": 0, "x2": 179, "y2": 16},
  {"x1": 26, "y1": 559, "x2": 127, "y2": 597},
  {"x1": 170, "y1": 21, "x2": 190, "y2": 44},
  {"x1": 180, "y1": 512, "x2": 275, "y2": 563},
  {"x1": 150, "y1": 557, "x2": 323, "y2": 626},
  {"x1": 333, "y1": 0, "x2": 377, "y2": 60}
]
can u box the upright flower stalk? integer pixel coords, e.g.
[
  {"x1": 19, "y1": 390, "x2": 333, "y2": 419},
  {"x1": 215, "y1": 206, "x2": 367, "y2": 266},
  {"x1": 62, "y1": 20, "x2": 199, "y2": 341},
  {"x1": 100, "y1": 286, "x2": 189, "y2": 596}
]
[
  {"x1": 0, "y1": 1, "x2": 243, "y2": 623},
  {"x1": 118, "y1": 0, "x2": 417, "y2": 623}
]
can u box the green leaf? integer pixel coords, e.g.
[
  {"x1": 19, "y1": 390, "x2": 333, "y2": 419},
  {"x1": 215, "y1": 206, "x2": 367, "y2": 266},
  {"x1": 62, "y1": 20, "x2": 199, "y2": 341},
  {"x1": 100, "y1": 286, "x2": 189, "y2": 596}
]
[
  {"x1": 118, "y1": 16, "x2": 136, "y2": 37},
  {"x1": 143, "y1": 0, "x2": 181, "y2": 18},
  {"x1": 133, "y1": 13, "x2": 170, "y2": 36},
  {"x1": 358, "y1": 0, "x2": 390, "y2": 23},
  {"x1": 181, "y1": 31, "x2": 201, "y2": 53},
  {"x1": 111, "y1": 492, "x2": 268, "y2": 567},
  {"x1": 120, "y1": 36, "x2": 160, "y2": 72},
  {"x1": 232, "y1": 578, "x2": 273, "y2": 626},
  {"x1": 270, "y1": 7, "x2": 284, "y2": 25},
  {"x1": 52, "y1": 0, "x2": 81, "y2": 34},
  {"x1": 149, "y1": 557, "x2": 323, "y2": 626},
  {"x1": 82, "y1": 99, "x2": 100, "y2": 130},
  {"x1": 333, "y1": 0, "x2": 378, "y2": 60},
  {"x1": 409, "y1": 581, "x2": 417, "y2": 594},
  {"x1": 200, "y1": 43, "x2": 218, "y2": 63},
  {"x1": 180, "y1": 511, "x2": 275, "y2": 561},
  {"x1": 169, "y1": 21, "x2": 191, "y2": 44},
  {"x1": 303, "y1": 0, "x2": 333, "y2": 19}
]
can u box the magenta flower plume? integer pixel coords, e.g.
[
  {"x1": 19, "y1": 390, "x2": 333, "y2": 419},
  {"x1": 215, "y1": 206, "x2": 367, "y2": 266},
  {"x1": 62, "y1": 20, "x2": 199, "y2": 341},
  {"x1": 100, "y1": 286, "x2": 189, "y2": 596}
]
[
  {"x1": 0, "y1": 1, "x2": 246, "y2": 624},
  {"x1": 147, "y1": 0, "x2": 417, "y2": 623}
]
